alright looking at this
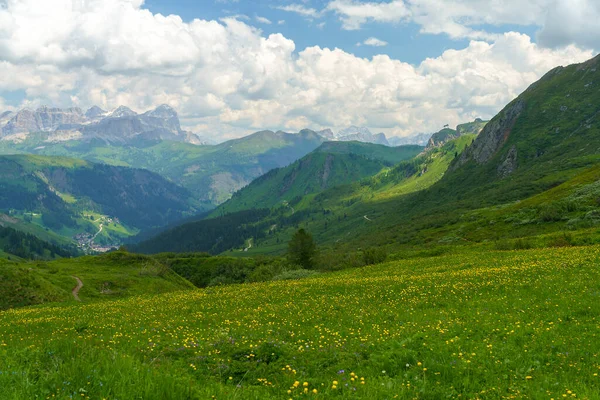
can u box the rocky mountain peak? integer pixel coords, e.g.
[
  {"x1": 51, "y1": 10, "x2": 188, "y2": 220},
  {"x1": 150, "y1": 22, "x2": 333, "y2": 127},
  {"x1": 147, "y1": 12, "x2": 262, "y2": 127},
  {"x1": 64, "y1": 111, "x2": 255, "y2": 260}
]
[
  {"x1": 144, "y1": 104, "x2": 177, "y2": 119},
  {"x1": 335, "y1": 126, "x2": 389, "y2": 146},
  {"x1": 109, "y1": 106, "x2": 137, "y2": 118},
  {"x1": 338, "y1": 126, "x2": 372, "y2": 137},
  {"x1": 85, "y1": 106, "x2": 107, "y2": 119},
  {"x1": 317, "y1": 128, "x2": 334, "y2": 140}
]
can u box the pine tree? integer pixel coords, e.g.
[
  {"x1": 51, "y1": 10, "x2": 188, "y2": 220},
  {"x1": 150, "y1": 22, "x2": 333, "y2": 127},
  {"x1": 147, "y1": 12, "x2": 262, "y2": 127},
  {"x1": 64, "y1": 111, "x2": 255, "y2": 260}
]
[{"x1": 287, "y1": 228, "x2": 317, "y2": 269}]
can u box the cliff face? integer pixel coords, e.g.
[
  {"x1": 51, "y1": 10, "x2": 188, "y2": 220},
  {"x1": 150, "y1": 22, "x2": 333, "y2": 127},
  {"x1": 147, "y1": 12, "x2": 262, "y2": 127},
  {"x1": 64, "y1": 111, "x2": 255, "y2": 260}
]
[
  {"x1": 452, "y1": 99, "x2": 525, "y2": 173},
  {"x1": 0, "y1": 104, "x2": 191, "y2": 144},
  {"x1": 1, "y1": 107, "x2": 85, "y2": 136}
]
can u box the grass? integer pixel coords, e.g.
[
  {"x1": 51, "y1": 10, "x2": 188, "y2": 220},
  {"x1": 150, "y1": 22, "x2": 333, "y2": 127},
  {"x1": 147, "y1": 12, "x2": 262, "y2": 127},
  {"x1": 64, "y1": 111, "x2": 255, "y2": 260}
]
[
  {"x1": 0, "y1": 252, "x2": 194, "y2": 309},
  {"x1": 1, "y1": 245, "x2": 599, "y2": 398}
]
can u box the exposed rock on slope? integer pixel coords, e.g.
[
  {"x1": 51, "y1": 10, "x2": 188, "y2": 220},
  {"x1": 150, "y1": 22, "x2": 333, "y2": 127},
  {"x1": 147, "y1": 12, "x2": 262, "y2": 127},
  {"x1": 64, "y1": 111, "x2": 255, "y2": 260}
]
[{"x1": 454, "y1": 100, "x2": 525, "y2": 167}]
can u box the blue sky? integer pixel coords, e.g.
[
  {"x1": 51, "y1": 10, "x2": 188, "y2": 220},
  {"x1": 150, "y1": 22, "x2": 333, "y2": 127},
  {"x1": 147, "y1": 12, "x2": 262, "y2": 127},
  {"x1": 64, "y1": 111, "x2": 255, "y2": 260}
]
[
  {"x1": 0, "y1": 0, "x2": 597, "y2": 140},
  {"x1": 142, "y1": 0, "x2": 540, "y2": 65}
]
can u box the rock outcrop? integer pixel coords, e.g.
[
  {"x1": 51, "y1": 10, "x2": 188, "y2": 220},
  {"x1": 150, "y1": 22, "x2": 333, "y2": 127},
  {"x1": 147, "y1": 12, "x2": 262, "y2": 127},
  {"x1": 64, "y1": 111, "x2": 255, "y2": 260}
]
[
  {"x1": 497, "y1": 145, "x2": 518, "y2": 178},
  {"x1": 454, "y1": 99, "x2": 525, "y2": 169}
]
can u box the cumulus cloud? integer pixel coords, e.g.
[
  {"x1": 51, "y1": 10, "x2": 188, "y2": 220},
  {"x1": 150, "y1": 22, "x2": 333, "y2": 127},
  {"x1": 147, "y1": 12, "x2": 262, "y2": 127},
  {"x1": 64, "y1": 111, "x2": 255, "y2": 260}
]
[
  {"x1": 537, "y1": 0, "x2": 600, "y2": 49},
  {"x1": 326, "y1": 0, "x2": 600, "y2": 48},
  {"x1": 327, "y1": 0, "x2": 410, "y2": 30},
  {"x1": 0, "y1": 0, "x2": 595, "y2": 140}
]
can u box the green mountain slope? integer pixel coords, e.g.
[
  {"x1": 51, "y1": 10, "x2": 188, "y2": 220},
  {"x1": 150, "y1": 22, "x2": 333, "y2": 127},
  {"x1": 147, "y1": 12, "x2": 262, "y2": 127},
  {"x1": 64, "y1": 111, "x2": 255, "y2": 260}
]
[
  {"x1": 133, "y1": 54, "x2": 600, "y2": 257},
  {"x1": 217, "y1": 142, "x2": 423, "y2": 214},
  {"x1": 0, "y1": 129, "x2": 327, "y2": 207},
  {"x1": 133, "y1": 137, "x2": 466, "y2": 255},
  {"x1": 0, "y1": 154, "x2": 199, "y2": 251},
  {"x1": 314, "y1": 141, "x2": 423, "y2": 163},
  {"x1": 0, "y1": 225, "x2": 78, "y2": 260}
]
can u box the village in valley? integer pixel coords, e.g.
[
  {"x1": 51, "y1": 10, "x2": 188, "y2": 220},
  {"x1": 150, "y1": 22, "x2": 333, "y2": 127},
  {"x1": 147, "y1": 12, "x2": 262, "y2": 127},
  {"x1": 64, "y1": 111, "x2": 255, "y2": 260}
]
[{"x1": 74, "y1": 214, "x2": 123, "y2": 253}]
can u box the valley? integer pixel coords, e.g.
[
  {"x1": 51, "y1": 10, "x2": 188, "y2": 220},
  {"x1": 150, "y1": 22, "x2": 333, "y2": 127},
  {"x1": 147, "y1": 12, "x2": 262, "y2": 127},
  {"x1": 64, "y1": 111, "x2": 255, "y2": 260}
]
[{"x1": 0, "y1": 13, "x2": 599, "y2": 399}]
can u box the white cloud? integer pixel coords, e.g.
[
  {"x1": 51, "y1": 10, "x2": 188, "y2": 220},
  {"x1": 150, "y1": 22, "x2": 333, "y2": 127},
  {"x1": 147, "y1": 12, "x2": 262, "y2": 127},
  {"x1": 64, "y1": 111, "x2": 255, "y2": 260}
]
[
  {"x1": 326, "y1": 0, "x2": 600, "y2": 48},
  {"x1": 255, "y1": 15, "x2": 272, "y2": 25},
  {"x1": 276, "y1": 4, "x2": 322, "y2": 18},
  {"x1": 537, "y1": 0, "x2": 600, "y2": 49},
  {"x1": 326, "y1": 0, "x2": 410, "y2": 30},
  {"x1": 0, "y1": 0, "x2": 595, "y2": 140},
  {"x1": 278, "y1": 20, "x2": 286, "y2": 25},
  {"x1": 363, "y1": 37, "x2": 388, "y2": 47}
]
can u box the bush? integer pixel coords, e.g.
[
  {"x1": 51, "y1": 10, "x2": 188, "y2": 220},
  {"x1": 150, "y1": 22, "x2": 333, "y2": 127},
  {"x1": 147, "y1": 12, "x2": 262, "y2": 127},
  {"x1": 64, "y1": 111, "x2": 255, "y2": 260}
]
[
  {"x1": 272, "y1": 269, "x2": 319, "y2": 281},
  {"x1": 317, "y1": 251, "x2": 364, "y2": 271},
  {"x1": 547, "y1": 232, "x2": 574, "y2": 248},
  {"x1": 513, "y1": 238, "x2": 534, "y2": 250},
  {"x1": 494, "y1": 238, "x2": 534, "y2": 251},
  {"x1": 362, "y1": 247, "x2": 387, "y2": 266},
  {"x1": 248, "y1": 262, "x2": 285, "y2": 283}
]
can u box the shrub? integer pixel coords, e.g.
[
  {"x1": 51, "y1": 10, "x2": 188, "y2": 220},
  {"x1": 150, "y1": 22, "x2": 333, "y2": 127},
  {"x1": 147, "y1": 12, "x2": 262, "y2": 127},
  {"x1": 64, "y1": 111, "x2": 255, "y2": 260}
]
[
  {"x1": 317, "y1": 251, "x2": 364, "y2": 271},
  {"x1": 362, "y1": 247, "x2": 387, "y2": 266},
  {"x1": 272, "y1": 269, "x2": 319, "y2": 281},
  {"x1": 547, "y1": 232, "x2": 574, "y2": 248},
  {"x1": 513, "y1": 238, "x2": 533, "y2": 250}
]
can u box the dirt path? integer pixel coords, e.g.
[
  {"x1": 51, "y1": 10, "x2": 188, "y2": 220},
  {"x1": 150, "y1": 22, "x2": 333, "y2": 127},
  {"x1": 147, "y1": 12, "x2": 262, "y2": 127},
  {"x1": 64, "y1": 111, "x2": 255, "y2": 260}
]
[{"x1": 72, "y1": 276, "x2": 83, "y2": 302}]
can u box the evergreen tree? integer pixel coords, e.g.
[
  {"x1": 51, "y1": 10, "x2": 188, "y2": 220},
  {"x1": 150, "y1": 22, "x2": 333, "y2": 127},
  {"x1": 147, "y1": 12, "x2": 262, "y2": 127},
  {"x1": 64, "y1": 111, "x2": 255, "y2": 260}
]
[{"x1": 287, "y1": 229, "x2": 317, "y2": 269}]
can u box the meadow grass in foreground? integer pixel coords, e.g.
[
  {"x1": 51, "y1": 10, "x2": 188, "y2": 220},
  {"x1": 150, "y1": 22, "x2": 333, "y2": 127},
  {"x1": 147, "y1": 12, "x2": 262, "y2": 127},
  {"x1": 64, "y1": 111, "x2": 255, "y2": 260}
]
[{"x1": 0, "y1": 246, "x2": 600, "y2": 399}]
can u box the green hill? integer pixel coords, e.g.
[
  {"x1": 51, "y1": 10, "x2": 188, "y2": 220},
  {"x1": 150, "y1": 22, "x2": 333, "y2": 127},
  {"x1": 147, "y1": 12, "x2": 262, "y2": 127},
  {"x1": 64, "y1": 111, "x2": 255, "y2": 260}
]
[
  {"x1": 0, "y1": 225, "x2": 77, "y2": 260},
  {"x1": 1, "y1": 245, "x2": 599, "y2": 398},
  {"x1": 0, "y1": 129, "x2": 327, "y2": 207},
  {"x1": 0, "y1": 251, "x2": 194, "y2": 310},
  {"x1": 0, "y1": 154, "x2": 199, "y2": 252},
  {"x1": 217, "y1": 142, "x2": 423, "y2": 214}
]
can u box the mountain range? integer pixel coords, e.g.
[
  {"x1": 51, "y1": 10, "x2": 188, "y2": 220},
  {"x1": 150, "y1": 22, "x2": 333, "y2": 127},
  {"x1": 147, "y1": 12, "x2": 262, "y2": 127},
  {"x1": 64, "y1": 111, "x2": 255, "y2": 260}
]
[
  {"x1": 6, "y1": 51, "x2": 600, "y2": 258},
  {"x1": 0, "y1": 104, "x2": 433, "y2": 147},
  {"x1": 132, "y1": 54, "x2": 600, "y2": 256},
  {"x1": 0, "y1": 104, "x2": 204, "y2": 145},
  {"x1": 0, "y1": 106, "x2": 416, "y2": 207}
]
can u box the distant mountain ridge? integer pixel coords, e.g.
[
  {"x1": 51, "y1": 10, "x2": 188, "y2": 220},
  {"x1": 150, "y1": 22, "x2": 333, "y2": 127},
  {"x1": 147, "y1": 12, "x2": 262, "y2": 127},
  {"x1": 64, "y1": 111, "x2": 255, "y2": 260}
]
[
  {"x1": 0, "y1": 104, "x2": 202, "y2": 145},
  {"x1": 325, "y1": 126, "x2": 390, "y2": 146},
  {"x1": 215, "y1": 141, "x2": 424, "y2": 215},
  {"x1": 388, "y1": 133, "x2": 431, "y2": 147}
]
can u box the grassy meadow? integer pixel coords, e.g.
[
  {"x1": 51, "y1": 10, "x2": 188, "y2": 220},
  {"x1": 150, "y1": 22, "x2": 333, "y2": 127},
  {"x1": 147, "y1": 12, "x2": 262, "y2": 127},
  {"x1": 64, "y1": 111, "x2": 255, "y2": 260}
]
[{"x1": 1, "y1": 246, "x2": 599, "y2": 399}]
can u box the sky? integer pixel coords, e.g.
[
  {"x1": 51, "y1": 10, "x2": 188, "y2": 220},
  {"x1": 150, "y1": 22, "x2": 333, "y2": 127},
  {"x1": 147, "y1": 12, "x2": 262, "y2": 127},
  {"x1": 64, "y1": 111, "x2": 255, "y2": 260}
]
[{"x1": 0, "y1": 0, "x2": 598, "y2": 141}]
